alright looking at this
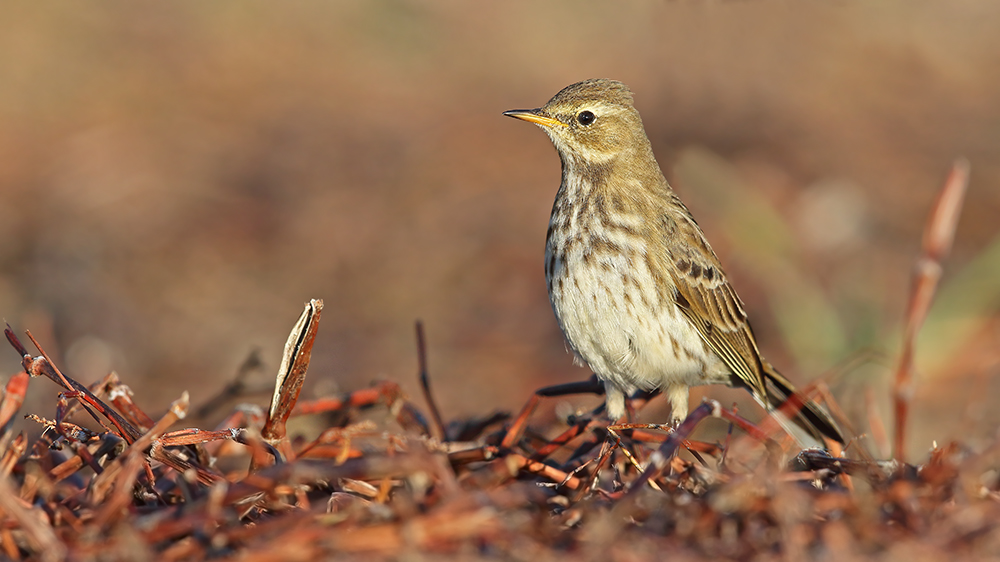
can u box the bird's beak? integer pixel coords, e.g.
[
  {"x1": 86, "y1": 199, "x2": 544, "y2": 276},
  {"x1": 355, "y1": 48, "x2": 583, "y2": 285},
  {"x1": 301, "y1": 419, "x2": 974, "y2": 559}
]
[{"x1": 502, "y1": 109, "x2": 566, "y2": 128}]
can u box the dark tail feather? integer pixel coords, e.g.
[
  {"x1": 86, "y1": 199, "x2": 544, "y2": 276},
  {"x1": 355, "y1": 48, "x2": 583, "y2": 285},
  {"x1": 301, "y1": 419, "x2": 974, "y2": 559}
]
[{"x1": 760, "y1": 361, "x2": 845, "y2": 446}]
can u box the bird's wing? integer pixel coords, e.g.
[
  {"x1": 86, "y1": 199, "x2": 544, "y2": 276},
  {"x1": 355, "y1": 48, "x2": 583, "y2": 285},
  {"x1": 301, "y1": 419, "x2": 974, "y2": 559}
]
[{"x1": 661, "y1": 211, "x2": 768, "y2": 399}]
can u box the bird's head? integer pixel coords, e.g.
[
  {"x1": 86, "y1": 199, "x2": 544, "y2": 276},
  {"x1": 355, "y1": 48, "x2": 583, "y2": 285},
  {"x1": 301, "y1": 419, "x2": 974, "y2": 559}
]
[{"x1": 503, "y1": 79, "x2": 647, "y2": 165}]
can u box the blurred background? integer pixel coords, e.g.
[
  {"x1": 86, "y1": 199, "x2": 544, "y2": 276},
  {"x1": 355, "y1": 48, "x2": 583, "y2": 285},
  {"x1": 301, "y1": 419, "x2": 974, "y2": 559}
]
[{"x1": 0, "y1": 1, "x2": 998, "y2": 457}]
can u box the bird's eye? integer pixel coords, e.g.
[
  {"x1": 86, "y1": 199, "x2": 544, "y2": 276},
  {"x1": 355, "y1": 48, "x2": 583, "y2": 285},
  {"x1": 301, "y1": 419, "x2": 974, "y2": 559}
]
[{"x1": 577, "y1": 110, "x2": 596, "y2": 126}]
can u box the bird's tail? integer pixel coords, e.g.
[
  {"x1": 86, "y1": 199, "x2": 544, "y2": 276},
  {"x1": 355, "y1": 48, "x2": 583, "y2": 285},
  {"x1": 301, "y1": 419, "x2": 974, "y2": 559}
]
[{"x1": 758, "y1": 361, "x2": 845, "y2": 447}]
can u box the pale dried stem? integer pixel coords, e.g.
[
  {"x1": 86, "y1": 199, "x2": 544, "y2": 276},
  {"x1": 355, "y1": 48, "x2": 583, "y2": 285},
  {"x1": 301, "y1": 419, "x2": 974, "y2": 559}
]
[{"x1": 259, "y1": 299, "x2": 323, "y2": 470}]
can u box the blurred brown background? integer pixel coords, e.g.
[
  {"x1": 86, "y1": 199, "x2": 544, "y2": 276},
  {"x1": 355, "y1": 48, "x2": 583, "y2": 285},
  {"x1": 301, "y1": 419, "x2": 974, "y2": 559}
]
[{"x1": 1, "y1": 2, "x2": 998, "y2": 456}]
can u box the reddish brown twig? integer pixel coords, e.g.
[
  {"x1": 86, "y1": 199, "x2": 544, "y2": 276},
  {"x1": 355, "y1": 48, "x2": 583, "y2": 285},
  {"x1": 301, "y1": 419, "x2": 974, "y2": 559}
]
[
  {"x1": 529, "y1": 409, "x2": 602, "y2": 460},
  {"x1": 893, "y1": 159, "x2": 970, "y2": 460},
  {"x1": 101, "y1": 372, "x2": 156, "y2": 431},
  {"x1": 292, "y1": 381, "x2": 430, "y2": 436},
  {"x1": 500, "y1": 376, "x2": 605, "y2": 449},
  {"x1": 6, "y1": 324, "x2": 144, "y2": 443},
  {"x1": 295, "y1": 421, "x2": 376, "y2": 460},
  {"x1": 0, "y1": 371, "x2": 28, "y2": 433},
  {"x1": 415, "y1": 321, "x2": 447, "y2": 442}
]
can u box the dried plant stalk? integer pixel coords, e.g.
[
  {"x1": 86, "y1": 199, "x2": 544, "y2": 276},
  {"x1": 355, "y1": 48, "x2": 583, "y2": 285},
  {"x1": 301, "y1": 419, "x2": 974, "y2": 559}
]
[
  {"x1": 893, "y1": 159, "x2": 970, "y2": 460},
  {"x1": 262, "y1": 299, "x2": 324, "y2": 449}
]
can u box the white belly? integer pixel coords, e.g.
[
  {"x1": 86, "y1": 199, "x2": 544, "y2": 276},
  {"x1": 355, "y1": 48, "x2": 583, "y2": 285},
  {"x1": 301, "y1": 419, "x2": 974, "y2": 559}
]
[{"x1": 546, "y1": 233, "x2": 730, "y2": 395}]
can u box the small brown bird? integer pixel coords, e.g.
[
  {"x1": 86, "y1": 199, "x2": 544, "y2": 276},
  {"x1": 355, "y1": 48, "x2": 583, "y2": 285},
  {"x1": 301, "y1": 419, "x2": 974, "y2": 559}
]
[{"x1": 504, "y1": 79, "x2": 843, "y2": 446}]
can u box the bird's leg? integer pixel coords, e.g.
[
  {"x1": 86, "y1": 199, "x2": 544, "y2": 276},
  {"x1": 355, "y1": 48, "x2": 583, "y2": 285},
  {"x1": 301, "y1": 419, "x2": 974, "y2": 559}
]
[
  {"x1": 666, "y1": 383, "x2": 689, "y2": 428},
  {"x1": 604, "y1": 382, "x2": 628, "y2": 422}
]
